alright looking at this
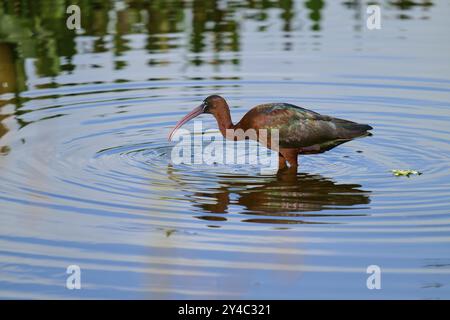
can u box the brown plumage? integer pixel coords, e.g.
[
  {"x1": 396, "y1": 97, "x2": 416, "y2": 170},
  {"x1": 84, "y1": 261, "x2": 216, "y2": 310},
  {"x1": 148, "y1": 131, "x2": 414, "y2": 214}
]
[{"x1": 168, "y1": 95, "x2": 372, "y2": 170}]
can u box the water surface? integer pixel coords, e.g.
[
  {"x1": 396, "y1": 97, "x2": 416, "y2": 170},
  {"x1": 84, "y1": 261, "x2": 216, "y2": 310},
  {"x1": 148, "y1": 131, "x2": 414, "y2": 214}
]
[{"x1": 1, "y1": 0, "x2": 450, "y2": 299}]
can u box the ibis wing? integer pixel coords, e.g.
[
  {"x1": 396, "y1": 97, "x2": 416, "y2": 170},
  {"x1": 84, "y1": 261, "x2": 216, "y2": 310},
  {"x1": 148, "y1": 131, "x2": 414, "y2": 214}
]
[{"x1": 243, "y1": 103, "x2": 371, "y2": 149}]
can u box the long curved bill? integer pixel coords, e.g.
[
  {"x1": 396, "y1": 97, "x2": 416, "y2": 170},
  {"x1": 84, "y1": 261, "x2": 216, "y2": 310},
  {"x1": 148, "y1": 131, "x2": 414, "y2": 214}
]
[{"x1": 168, "y1": 104, "x2": 204, "y2": 141}]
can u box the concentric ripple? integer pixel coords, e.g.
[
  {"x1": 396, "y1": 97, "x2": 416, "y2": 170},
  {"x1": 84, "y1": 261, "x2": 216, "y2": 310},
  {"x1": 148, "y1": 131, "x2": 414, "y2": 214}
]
[{"x1": 1, "y1": 76, "x2": 450, "y2": 298}]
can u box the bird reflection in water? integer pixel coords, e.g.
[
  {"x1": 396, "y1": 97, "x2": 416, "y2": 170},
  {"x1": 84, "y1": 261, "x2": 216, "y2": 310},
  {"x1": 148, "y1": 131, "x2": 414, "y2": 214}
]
[{"x1": 167, "y1": 166, "x2": 371, "y2": 227}]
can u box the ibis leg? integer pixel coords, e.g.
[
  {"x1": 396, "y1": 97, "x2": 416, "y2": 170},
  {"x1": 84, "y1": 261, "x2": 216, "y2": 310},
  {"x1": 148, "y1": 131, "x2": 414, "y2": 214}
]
[
  {"x1": 279, "y1": 148, "x2": 299, "y2": 168},
  {"x1": 278, "y1": 153, "x2": 287, "y2": 170}
]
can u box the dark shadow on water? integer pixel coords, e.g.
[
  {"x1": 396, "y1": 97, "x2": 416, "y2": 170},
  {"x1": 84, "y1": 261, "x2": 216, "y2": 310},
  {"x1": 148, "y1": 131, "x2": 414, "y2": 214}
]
[{"x1": 167, "y1": 165, "x2": 371, "y2": 226}]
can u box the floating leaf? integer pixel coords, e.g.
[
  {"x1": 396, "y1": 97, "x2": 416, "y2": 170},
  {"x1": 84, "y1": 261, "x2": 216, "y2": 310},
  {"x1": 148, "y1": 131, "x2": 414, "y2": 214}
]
[
  {"x1": 165, "y1": 229, "x2": 177, "y2": 237},
  {"x1": 391, "y1": 169, "x2": 422, "y2": 177}
]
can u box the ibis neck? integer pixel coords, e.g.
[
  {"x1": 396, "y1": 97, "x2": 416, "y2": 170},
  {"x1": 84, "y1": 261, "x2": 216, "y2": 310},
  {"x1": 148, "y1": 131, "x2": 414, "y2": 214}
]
[{"x1": 213, "y1": 107, "x2": 234, "y2": 137}]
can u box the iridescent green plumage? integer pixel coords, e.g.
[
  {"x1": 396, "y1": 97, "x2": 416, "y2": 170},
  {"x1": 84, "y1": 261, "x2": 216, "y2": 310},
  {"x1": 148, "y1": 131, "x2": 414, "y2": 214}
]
[{"x1": 237, "y1": 103, "x2": 372, "y2": 153}]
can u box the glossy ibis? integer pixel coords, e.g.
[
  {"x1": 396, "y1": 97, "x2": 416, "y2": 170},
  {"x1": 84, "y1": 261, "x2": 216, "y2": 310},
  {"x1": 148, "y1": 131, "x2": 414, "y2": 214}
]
[{"x1": 168, "y1": 95, "x2": 372, "y2": 170}]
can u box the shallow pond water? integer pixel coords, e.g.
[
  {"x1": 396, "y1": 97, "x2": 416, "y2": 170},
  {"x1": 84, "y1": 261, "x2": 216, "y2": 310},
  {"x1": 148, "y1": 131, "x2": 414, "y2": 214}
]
[{"x1": 1, "y1": 0, "x2": 450, "y2": 299}]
